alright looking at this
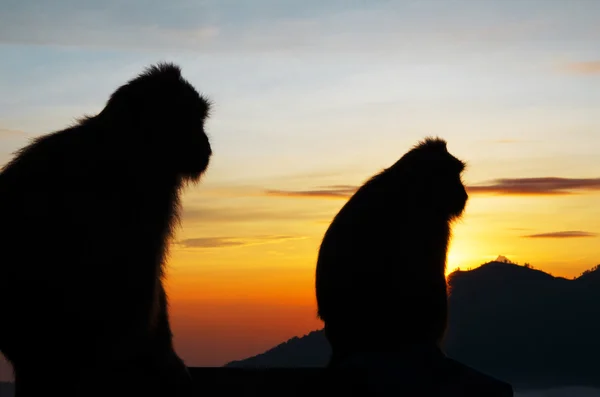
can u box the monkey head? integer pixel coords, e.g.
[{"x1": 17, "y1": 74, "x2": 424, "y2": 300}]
[
  {"x1": 385, "y1": 137, "x2": 468, "y2": 222},
  {"x1": 100, "y1": 62, "x2": 212, "y2": 182}
]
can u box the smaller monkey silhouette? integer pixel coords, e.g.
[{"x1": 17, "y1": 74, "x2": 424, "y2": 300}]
[
  {"x1": 315, "y1": 137, "x2": 513, "y2": 396},
  {"x1": 315, "y1": 137, "x2": 467, "y2": 363},
  {"x1": 0, "y1": 63, "x2": 212, "y2": 397}
]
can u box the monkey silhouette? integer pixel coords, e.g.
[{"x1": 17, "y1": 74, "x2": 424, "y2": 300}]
[
  {"x1": 0, "y1": 63, "x2": 212, "y2": 397},
  {"x1": 315, "y1": 137, "x2": 513, "y2": 396}
]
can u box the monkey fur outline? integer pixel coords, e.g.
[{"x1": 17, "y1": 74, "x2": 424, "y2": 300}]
[
  {"x1": 0, "y1": 63, "x2": 212, "y2": 396},
  {"x1": 315, "y1": 137, "x2": 468, "y2": 365}
]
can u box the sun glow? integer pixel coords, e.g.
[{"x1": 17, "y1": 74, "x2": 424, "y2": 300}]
[{"x1": 446, "y1": 246, "x2": 465, "y2": 276}]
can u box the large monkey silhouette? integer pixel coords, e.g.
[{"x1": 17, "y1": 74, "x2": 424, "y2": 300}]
[{"x1": 0, "y1": 63, "x2": 212, "y2": 396}]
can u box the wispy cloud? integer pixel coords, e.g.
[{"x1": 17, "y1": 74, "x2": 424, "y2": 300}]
[
  {"x1": 265, "y1": 185, "x2": 357, "y2": 199},
  {"x1": 0, "y1": 25, "x2": 219, "y2": 52},
  {"x1": 266, "y1": 169, "x2": 359, "y2": 184},
  {"x1": 523, "y1": 231, "x2": 598, "y2": 239},
  {"x1": 467, "y1": 177, "x2": 600, "y2": 196},
  {"x1": 0, "y1": 0, "x2": 569, "y2": 57},
  {"x1": 560, "y1": 61, "x2": 600, "y2": 75},
  {"x1": 178, "y1": 237, "x2": 244, "y2": 248},
  {"x1": 176, "y1": 235, "x2": 306, "y2": 249},
  {"x1": 181, "y1": 205, "x2": 327, "y2": 223},
  {"x1": 0, "y1": 1, "x2": 221, "y2": 50},
  {"x1": 0, "y1": 128, "x2": 28, "y2": 136},
  {"x1": 490, "y1": 139, "x2": 526, "y2": 144},
  {"x1": 0, "y1": 1, "x2": 375, "y2": 52},
  {"x1": 264, "y1": 177, "x2": 600, "y2": 200}
]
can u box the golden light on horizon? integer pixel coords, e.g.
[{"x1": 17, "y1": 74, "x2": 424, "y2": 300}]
[
  {"x1": 446, "y1": 250, "x2": 463, "y2": 276},
  {"x1": 446, "y1": 245, "x2": 466, "y2": 275}
]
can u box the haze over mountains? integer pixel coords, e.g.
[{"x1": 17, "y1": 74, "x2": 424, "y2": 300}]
[{"x1": 226, "y1": 259, "x2": 600, "y2": 391}]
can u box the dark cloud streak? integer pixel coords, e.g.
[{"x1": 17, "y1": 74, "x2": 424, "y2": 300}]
[
  {"x1": 264, "y1": 177, "x2": 600, "y2": 199},
  {"x1": 265, "y1": 185, "x2": 356, "y2": 199},
  {"x1": 178, "y1": 237, "x2": 245, "y2": 248},
  {"x1": 181, "y1": 206, "x2": 328, "y2": 223},
  {"x1": 467, "y1": 177, "x2": 600, "y2": 196},
  {"x1": 177, "y1": 235, "x2": 305, "y2": 249}
]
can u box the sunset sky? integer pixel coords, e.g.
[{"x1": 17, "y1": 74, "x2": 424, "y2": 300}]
[{"x1": 1, "y1": 0, "x2": 600, "y2": 379}]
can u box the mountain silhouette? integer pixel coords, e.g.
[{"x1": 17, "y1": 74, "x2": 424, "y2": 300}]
[{"x1": 225, "y1": 260, "x2": 600, "y2": 390}]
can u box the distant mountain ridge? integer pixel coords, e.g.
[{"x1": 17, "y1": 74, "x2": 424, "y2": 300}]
[{"x1": 225, "y1": 261, "x2": 600, "y2": 390}]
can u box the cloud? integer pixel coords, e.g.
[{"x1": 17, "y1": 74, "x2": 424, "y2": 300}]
[
  {"x1": 0, "y1": 0, "x2": 565, "y2": 58},
  {"x1": 181, "y1": 205, "x2": 327, "y2": 223},
  {"x1": 178, "y1": 237, "x2": 245, "y2": 248},
  {"x1": 266, "y1": 169, "x2": 359, "y2": 183},
  {"x1": 0, "y1": 1, "x2": 372, "y2": 52},
  {"x1": 561, "y1": 61, "x2": 600, "y2": 75},
  {"x1": 0, "y1": 2, "x2": 222, "y2": 53},
  {"x1": 490, "y1": 139, "x2": 524, "y2": 144},
  {"x1": 177, "y1": 235, "x2": 306, "y2": 249},
  {"x1": 265, "y1": 185, "x2": 357, "y2": 199},
  {"x1": 263, "y1": 177, "x2": 600, "y2": 200},
  {"x1": 0, "y1": 128, "x2": 28, "y2": 137},
  {"x1": 522, "y1": 231, "x2": 598, "y2": 239},
  {"x1": 0, "y1": 25, "x2": 219, "y2": 52},
  {"x1": 467, "y1": 177, "x2": 600, "y2": 196}
]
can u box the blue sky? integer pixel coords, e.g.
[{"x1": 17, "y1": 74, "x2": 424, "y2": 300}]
[
  {"x1": 1, "y1": 0, "x2": 600, "y2": 373},
  {"x1": 1, "y1": 0, "x2": 599, "y2": 187}
]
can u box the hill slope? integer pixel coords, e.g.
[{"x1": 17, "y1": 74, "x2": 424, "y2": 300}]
[{"x1": 226, "y1": 261, "x2": 600, "y2": 390}]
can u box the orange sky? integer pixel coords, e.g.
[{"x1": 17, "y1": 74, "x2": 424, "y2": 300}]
[{"x1": 161, "y1": 176, "x2": 600, "y2": 369}]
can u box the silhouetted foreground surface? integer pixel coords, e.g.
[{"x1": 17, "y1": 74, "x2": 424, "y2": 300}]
[
  {"x1": 227, "y1": 261, "x2": 600, "y2": 390},
  {"x1": 0, "y1": 382, "x2": 14, "y2": 397},
  {"x1": 3, "y1": 381, "x2": 600, "y2": 397},
  {"x1": 189, "y1": 368, "x2": 369, "y2": 396},
  {"x1": 188, "y1": 367, "x2": 511, "y2": 396}
]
